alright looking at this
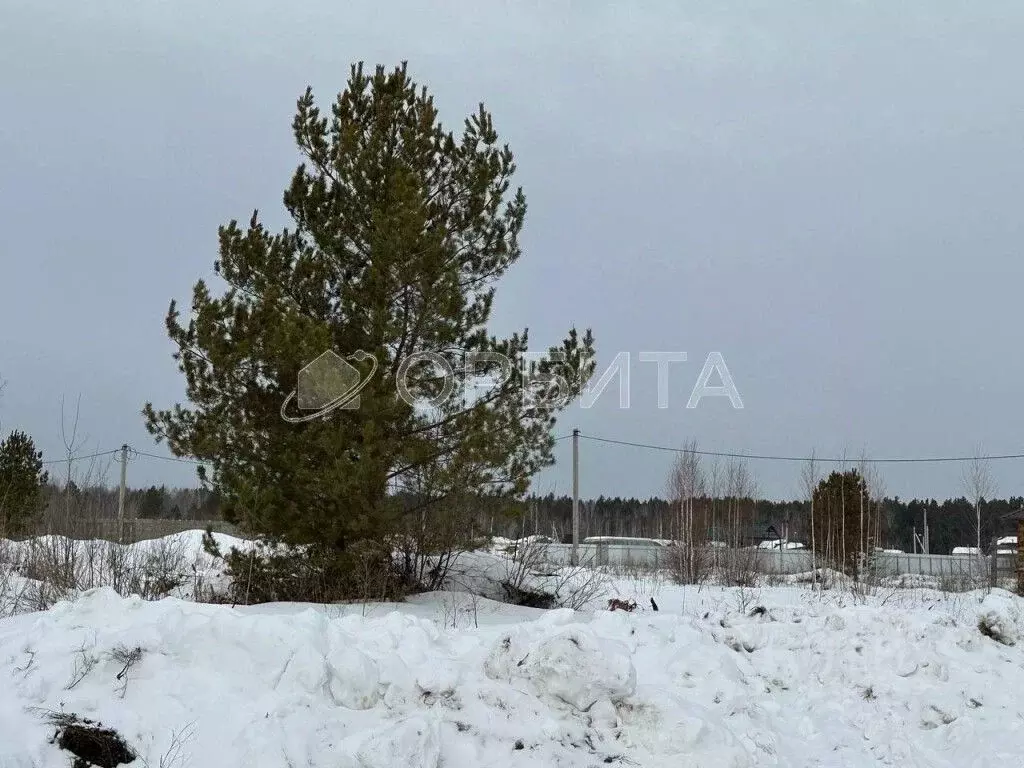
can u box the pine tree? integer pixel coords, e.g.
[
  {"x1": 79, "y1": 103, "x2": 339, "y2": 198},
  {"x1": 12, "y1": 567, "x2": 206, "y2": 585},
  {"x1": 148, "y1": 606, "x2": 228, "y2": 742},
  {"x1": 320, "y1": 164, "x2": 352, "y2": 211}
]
[
  {"x1": 812, "y1": 469, "x2": 871, "y2": 577},
  {"x1": 144, "y1": 63, "x2": 595, "y2": 570},
  {"x1": 0, "y1": 430, "x2": 48, "y2": 536},
  {"x1": 138, "y1": 485, "x2": 167, "y2": 519}
]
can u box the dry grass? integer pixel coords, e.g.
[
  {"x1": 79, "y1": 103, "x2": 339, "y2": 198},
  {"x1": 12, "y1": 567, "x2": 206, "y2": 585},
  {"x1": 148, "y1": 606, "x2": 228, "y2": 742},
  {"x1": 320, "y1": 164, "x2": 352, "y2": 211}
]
[{"x1": 0, "y1": 534, "x2": 193, "y2": 616}]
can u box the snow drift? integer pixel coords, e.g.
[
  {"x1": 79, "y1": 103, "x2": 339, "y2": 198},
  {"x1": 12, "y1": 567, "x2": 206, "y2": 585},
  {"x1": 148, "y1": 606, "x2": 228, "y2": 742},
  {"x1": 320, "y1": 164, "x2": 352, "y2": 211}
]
[{"x1": 2, "y1": 577, "x2": 1024, "y2": 766}]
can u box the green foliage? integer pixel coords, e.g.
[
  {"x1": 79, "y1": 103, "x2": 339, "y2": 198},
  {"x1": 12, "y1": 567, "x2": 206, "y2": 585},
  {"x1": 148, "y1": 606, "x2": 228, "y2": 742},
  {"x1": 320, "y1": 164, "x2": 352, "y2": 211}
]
[
  {"x1": 0, "y1": 430, "x2": 48, "y2": 536},
  {"x1": 812, "y1": 469, "x2": 872, "y2": 576},
  {"x1": 145, "y1": 62, "x2": 594, "y2": 590},
  {"x1": 137, "y1": 486, "x2": 168, "y2": 518},
  {"x1": 204, "y1": 528, "x2": 404, "y2": 604}
]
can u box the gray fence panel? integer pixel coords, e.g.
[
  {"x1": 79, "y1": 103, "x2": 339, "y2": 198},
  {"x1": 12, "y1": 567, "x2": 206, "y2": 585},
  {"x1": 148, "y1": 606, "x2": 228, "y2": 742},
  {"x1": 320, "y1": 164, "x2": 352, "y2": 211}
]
[{"x1": 533, "y1": 542, "x2": 1007, "y2": 582}]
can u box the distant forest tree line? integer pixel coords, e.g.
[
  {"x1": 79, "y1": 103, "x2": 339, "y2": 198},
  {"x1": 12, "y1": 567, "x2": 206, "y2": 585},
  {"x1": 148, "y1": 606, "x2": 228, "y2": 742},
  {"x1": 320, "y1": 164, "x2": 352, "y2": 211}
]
[
  {"x1": 35, "y1": 481, "x2": 1021, "y2": 556},
  {"x1": 36, "y1": 483, "x2": 220, "y2": 526},
  {"x1": 502, "y1": 492, "x2": 1023, "y2": 555}
]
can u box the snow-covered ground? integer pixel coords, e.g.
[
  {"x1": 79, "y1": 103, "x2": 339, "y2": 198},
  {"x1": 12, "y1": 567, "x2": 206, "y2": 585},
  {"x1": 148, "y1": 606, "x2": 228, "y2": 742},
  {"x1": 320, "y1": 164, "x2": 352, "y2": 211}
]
[{"x1": 2, "y1": 532, "x2": 1024, "y2": 766}]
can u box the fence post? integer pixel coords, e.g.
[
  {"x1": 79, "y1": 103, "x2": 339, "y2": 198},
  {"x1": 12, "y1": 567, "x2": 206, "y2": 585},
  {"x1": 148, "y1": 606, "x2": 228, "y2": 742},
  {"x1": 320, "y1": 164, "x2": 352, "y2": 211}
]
[
  {"x1": 990, "y1": 538, "x2": 997, "y2": 589},
  {"x1": 1018, "y1": 520, "x2": 1024, "y2": 595},
  {"x1": 117, "y1": 444, "x2": 128, "y2": 544},
  {"x1": 571, "y1": 429, "x2": 579, "y2": 567}
]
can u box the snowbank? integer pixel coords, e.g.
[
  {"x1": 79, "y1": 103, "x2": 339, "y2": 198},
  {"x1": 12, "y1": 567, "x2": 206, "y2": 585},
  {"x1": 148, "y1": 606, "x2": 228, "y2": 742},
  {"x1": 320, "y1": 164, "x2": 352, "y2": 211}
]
[
  {"x1": 977, "y1": 589, "x2": 1022, "y2": 645},
  {"x1": 2, "y1": 578, "x2": 1024, "y2": 766},
  {"x1": 484, "y1": 610, "x2": 636, "y2": 710}
]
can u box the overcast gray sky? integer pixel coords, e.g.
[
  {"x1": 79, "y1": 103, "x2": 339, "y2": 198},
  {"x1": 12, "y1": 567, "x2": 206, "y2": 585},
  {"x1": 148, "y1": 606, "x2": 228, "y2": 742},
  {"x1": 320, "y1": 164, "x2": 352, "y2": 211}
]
[{"x1": 2, "y1": 1, "x2": 1023, "y2": 500}]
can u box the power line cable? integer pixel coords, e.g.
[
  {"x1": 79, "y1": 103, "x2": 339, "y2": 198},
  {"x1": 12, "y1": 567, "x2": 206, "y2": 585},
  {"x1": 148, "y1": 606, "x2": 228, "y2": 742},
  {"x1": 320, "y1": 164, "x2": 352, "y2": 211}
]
[
  {"x1": 44, "y1": 434, "x2": 1020, "y2": 469},
  {"x1": 129, "y1": 449, "x2": 207, "y2": 466},
  {"x1": 576, "y1": 433, "x2": 1024, "y2": 465},
  {"x1": 41, "y1": 449, "x2": 121, "y2": 466}
]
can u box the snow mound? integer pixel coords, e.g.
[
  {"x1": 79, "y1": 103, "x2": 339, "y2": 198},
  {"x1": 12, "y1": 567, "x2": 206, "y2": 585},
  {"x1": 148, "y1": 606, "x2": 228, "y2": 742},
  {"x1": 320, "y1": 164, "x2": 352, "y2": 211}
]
[
  {"x1": 484, "y1": 621, "x2": 636, "y2": 711},
  {"x1": 977, "y1": 589, "x2": 1021, "y2": 645},
  {"x1": 5, "y1": 576, "x2": 1024, "y2": 766},
  {"x1": 328, "y1": 646, "x2": 381, "y2": 709},
  {"x1": 524, "y1": 629, "x2": 636, "y2": 710},
  {"x1": 349, "y1": 714, "x2": 442, "y2": 768},
  {"x1": 0, "y1": 588, "x2": 638, "y2": 767}
]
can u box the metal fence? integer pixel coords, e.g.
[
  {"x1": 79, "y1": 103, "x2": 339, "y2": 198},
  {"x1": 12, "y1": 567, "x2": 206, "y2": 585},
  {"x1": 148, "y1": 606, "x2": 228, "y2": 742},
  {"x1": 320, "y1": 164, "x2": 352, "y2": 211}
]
[
  {"x1": 537, "y1": 543, "x2": 814, "y2": 572},
  {"x1": 871, "y1": 551, "x2": 987, "y2": 579},
  {"x1": 51, "y1": 519, "x2": 244, "y2": 544},
  {"x1": 45, "y1": 525, "x2": 1021, "y2": 587},
  {"x1": 535, "y1": 542, "x2": 1018, "y2": 584}
]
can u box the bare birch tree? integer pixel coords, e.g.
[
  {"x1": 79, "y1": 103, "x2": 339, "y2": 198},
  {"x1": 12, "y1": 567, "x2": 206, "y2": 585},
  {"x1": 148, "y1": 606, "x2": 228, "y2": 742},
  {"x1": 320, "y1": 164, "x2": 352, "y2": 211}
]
[
  {"x1": 667, "y1": 439, "x2": 706, "y2": 581},
  {"x1": 962, "y1": 447, "x2": 994, "y2": 579},
  {"x1": 722, "y1": 456, "x2": 754, "y2": 548},
  {"x1": 60, "y1": 395, "x2": 87, "y2": 491},
  {"x1": 856, "y1": 454, "x2": 887, "y2": 581},
  {"x1": 707, "y1": 456, "x2": 722, "y2": 568},
  {"x1": 801, "y1": 450, "x2": 820, "y2": 590}
]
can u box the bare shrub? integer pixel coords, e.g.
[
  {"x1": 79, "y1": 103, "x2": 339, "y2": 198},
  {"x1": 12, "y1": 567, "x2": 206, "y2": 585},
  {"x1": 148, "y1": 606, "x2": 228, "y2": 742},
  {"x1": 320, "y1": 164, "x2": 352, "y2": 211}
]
[
  {"x1": 137, "y1": 536, "x2": 190, "y2": 596},
  {"x1": 1, "y1": 531, "x2": 195, "y2": 614},
  {"x1": 938, "y1": 571, "x2": 982, "y2": 594},
  {"x1": 718, "y1": 547, "x2": 761, "y2": 587},
  {"x1": 0, "y1": 539, "x2": 39, "y2": 616},
  {"x1": 667, "y1": 543, "x2": 713, "y2": 585},
  {"x1": 152, "y1": 722, "x2": 196, "y2": 768},
  {"x1": 393, "y1": 493, "x2": 490, "y2": 591},
  {"x1": 493, "y1": 536, "x2": 609, "y2": 610},
  {"x1": 186, "y1": 560, "x2": 230, "y2": 605},
  {"x1": 549, "y1": 561, "x2": 611, "y2": 611},
  {"x1": 111, "y1": 644, "x2": 144, "y2": 698},
  {"x1": 65, "y1": 633, "x2": 100, "y2": 690},
  {"x1": 351, "y1": 539, "x2": 402, "y2": 610},
  {"x1": 436, "y1": 591, "x2": 484, "y2": 629},
  {"x1": 466, "y1": 590, "x2": 482, "y2": 628},
  {"x1": 502, "y1": 536, "x2": 549, "y2": 596},
  {"x1": 732, "y1": 584, "x2": 760, "y2": 615},
  {"x1": 611, "y1": 562, "x2": 667, "y2": 602},
  {"x1": 438, "y1": 592, "x2": 461, "y2": 629},
  {"x1": 23, "y1": 537, "x2": 81, "y2": 593},
  {"x1": 499, "y1": 539, "x2": 557, "y2": 608}
]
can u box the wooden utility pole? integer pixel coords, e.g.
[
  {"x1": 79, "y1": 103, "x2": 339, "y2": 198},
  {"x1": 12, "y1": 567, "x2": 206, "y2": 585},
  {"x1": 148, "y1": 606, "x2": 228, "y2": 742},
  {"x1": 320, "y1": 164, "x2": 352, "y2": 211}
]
[
  {"x1": 923, "y1": 507, "x2": 930, "y2": 555},
  {"x1": 117, "y1": 444, "x2": 128, "y2": 543},
  {"x1": 572, "y1": 428, "x2": 580, "y2": 566}
]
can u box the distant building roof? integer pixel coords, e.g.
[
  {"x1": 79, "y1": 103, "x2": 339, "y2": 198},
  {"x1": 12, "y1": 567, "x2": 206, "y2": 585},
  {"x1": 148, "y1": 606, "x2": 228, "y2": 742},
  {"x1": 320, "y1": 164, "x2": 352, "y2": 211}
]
[{"x1": 757, "y1": 539, "x2": 806, "y2": 550}]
